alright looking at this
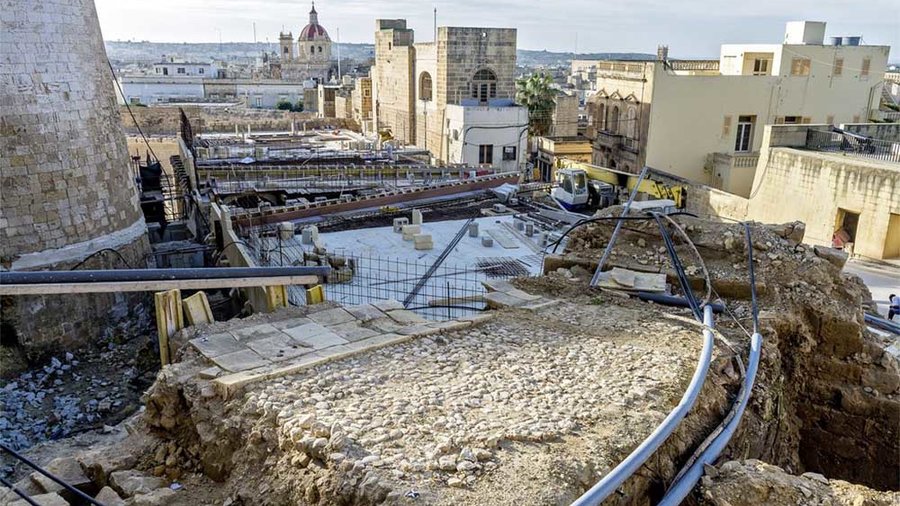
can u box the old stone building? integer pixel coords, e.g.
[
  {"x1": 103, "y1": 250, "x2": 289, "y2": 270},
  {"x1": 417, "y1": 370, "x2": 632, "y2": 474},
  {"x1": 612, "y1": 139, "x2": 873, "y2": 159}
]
[
  {"x1": 280, "y1": 2, "x2": 333, "y2": 83},
  {"x1": 351, "y1": 76, "x2": 374, "y2": 134},
  {"x1": 373, "y1": 20, "x2": 526, "y2": 170},
  {"x1": 1, "y1": 0, "x2": 150, "y2": 355}
]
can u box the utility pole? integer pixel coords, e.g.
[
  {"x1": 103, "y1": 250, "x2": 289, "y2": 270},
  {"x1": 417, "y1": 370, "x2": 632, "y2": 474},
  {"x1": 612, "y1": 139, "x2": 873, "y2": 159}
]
[
  {"x1": 434, "y1": 8, "x2": 437, "y2": 42},
  {"x1": 337, "y1": 27, "x2": 341, "y2": 81},
  {"x1": 253, "y1": 22, "x2": 257, "y2": 43}
]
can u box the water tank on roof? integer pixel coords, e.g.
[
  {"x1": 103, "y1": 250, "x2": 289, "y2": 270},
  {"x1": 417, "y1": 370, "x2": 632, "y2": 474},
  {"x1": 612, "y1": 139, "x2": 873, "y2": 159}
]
[
  {"x1": 829, "y1": 36, "x2": 843, "y2": 46},
  {"x1": 842, "y1": 36, "x2": 861, "y2": 46}
]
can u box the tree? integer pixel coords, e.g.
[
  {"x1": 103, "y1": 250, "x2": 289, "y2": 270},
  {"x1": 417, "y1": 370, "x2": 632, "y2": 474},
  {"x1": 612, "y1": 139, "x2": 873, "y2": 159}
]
[
  {"x1": 293, "y1": 100, "x2": 304, "y2": 112},
  {"x1": 275, "y1": 100, "x2": 293, "y2": 111},
  {"x1": 516, "y1": 72, "x2": 556, "y2": 137}
]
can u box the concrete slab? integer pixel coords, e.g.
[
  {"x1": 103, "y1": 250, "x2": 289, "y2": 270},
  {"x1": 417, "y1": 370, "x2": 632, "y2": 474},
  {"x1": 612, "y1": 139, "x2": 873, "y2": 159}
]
[
  {"x1": 329, "y1": 321, "x2": 380, "y2": 342},
  {"x1": 283, "y1": 322, "x2": 335, "y2": 341},
  {"x1": 246, "y1": 333, "x2": 312, "y2": 362},
  {"x1": 344, "y1": 303, "x2": 387, "y2": 322},
  {"x1": 386, "y1": 309, "x2": 428, "y2": 325},
  {"x1": 212, "y1": 349, "x2": 270, "y2": 372},
  {"x1": 484, "y1": 291, "x2": 529, "y2": 309},
  {"x1": 189, "y1": 333, "x2": 245, "y2": 358},
  {"x1": 198, "y1": 366, "x2": 224, "y2": 379},
  {"x1": 307, "y1": 307, "x2": 357, "y2": 327},
  {"x1": 343, "y1": 333, "x2": 408, "y2": 353},
  {"x1": 230, "y1": 323, "x2": 283, "y2": 342},
  {"x1": 505, "y1": 287, "x2": 543, "y2": 301},
  {"x1": 214, "y1": 369, "x2": 271, "y2": 398},
  {"x1": 481, "y1": 279, "x2": 516, "y2": 293}
]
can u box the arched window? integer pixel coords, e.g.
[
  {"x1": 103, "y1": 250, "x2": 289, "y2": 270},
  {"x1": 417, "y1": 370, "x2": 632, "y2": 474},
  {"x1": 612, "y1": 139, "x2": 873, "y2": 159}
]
[
  {"x1": 283, "y1": 46, "x2": 289, "y2": 55},
  {"x1": 310, "y1": 45, "x2": 315, "y2": 54},
  {"x1": 627, "y1": 106, "x2": 637, "y2": 138},
  {"x1": 471, "y1": 68, "x2": 497, "y2": 103},
  {"x1": 318, "y1": 46, "x2": 323, "y2": 53},
  {"x1": 419, "y1": 72, "x2": 433, "y2": 101},
  {"x1": 597, "y1": 103, "x2": 606, "y2": 130},
  {"x1": 610, "y1": 105, "x2": 620, "y2": 134}
]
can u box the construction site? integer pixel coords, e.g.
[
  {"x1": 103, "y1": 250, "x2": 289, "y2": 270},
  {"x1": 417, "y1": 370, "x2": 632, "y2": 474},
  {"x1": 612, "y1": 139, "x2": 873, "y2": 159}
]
[{"x1": 2, "y1": 1, "x2": 900, "y2": 506}]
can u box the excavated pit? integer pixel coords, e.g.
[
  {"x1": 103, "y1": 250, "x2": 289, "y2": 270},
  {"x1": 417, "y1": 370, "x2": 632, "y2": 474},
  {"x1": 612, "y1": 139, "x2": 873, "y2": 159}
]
[{"x1": 564, "y1": 212, "x2": 899, "y2": 496}]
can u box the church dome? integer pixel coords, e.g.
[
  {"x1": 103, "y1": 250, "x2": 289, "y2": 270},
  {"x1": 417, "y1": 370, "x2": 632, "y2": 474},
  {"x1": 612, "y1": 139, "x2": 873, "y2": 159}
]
[{"x1": 299, "y1": 2, "x2": 330, "y2": 41}]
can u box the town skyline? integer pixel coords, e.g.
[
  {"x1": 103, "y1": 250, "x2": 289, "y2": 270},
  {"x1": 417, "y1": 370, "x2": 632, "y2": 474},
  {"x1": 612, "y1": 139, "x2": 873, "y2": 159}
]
[{"x1": 95, "y1": 0, "x2": 899, "y2": 58}]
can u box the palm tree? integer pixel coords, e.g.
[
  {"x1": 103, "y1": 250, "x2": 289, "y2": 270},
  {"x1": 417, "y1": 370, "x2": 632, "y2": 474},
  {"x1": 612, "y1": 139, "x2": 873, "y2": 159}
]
[{"x1": 516, "y1": 72, "x2": 556, "y2": 137}]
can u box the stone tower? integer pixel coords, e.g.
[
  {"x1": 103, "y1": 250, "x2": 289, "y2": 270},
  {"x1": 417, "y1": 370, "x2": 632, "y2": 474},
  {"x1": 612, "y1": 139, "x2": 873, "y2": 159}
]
[
  {"x1": 0, "y1": 0, "x2": 150, "y2": 357},
  {"x1": 279, "y1": 30, "x2": 295, "y2": 61}
]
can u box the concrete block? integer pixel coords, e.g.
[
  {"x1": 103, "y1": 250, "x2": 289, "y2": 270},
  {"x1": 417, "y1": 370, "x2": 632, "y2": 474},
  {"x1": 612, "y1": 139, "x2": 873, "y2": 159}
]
[
  {"x1": 525, "y1": 223, "x2": 535, "y2": 237},
  {"x1": 481, "y1": 236, "x2": 494, "y2": 247},
  {"x1": 411, "y1": 209, "x2": 423, "y2": 225},
  {"x1": 401, "y1": 224, "x2": 422, "y2": 241},
  {"x1": 393, "y1": 217, "x2": 409, "y2": 233},
  {"x1": 515, "y1": 219, "x2": 525, "y2": 231},
  {"x1": 468, "y1": 222, "x2": 479, "y2": 237},
  {"x1": 277, "y1": 222, "x2": 295, "y2": 240},
  {"x1": 413, "y1": 233, "x2": 433, "y2": 250}
]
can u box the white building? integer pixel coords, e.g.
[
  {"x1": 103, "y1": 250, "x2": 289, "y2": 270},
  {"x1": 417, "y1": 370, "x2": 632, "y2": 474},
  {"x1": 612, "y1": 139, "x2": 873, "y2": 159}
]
[
  {"x1": 152, "y1": 60, "x2": 219, "y2": 78},
  {"x1": 117, "y1": 76, "x2": 308, "y2": 108},
  {"x1": 445, "y1": 102, "x2": 529, "y2": 172},
  {"x1": 585, "y1": 21, "x2": 892, "y2": 196}
]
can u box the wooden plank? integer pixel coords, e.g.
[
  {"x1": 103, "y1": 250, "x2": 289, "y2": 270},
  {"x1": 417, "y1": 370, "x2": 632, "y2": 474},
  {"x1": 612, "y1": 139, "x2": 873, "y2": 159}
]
[{"x1": 0, "y1": 275, "x2": 320, "y2": 295}]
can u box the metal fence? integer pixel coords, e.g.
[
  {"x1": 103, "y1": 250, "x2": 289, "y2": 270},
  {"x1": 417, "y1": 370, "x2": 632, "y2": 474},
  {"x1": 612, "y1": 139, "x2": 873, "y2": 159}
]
[
  {"x1": 805, "y1": 128, "x2": 900, "y2": 163},
  {"x1": 244, "y1": 230, "x2": 533, "y2": 321}
]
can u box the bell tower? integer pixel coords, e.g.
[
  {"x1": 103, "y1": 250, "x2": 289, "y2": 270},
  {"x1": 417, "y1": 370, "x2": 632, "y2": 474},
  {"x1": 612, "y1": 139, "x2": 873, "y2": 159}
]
[{"x1": 279, "y1": 30, "x2": 294, "y2": 61}]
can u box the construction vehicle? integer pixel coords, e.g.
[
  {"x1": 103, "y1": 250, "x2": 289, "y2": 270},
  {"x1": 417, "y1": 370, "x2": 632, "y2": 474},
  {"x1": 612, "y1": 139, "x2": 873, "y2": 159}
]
[{"x1": 550, "y1": 160, "x2": 686, "y2": 211}]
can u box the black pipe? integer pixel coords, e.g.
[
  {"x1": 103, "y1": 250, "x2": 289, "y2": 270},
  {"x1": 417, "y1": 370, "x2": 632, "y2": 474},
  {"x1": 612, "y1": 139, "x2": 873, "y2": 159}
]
[
  {"x1": 0, "y1": 266, "x2": 331, "y2": 285},
  {"x1": 0, "y1": 443, "x2": 105, "y2": 506},
  {"x1": 633, "y1": 292, "x2": 725, "y2": 314}
]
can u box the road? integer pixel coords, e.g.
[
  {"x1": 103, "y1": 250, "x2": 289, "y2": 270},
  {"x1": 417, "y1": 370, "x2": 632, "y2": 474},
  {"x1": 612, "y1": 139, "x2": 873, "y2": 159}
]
[{"x1": 844, "y1": 260, "x2": 900, "y2": 320}]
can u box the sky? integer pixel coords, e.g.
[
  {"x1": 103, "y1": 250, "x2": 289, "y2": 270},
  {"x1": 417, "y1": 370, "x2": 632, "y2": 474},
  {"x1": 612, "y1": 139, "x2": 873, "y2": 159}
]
[{"x1": 95, "y1": 0, "x2": 899, "y2": 58}]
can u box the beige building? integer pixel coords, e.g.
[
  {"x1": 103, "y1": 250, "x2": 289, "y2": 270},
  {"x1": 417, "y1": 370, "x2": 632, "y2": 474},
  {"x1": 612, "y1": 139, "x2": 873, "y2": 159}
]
[
  {"x1": 535, "y1": 135, "x2": 593, "y2": 182},
  {"x1": 280, "y1": 2, "x2": 333, "y2": 84},
  {"x1": 372, "y1": 20, "x2": 526, "y2": 169},
  {"x1": 585, "y1": 21, "x2": 891, "y2": 197},
  {"x1": 351, "y1": 76, "x2": 374, "y2": 134},
  {"x1": 550, "y1": 91, "x2": 579, "y2": 137}
]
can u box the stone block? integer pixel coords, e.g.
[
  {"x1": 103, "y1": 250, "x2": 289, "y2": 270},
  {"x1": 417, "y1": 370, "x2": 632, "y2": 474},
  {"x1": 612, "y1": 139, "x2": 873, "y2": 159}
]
[
  {"x1": 481, "y1": 236, "x2": 494, "y2": 247},
  {"x1": 413, "y1": 234, "x2": 433, "y2": 250},
  {"x1": 329, "y1": 321, "x2": 380, "y2": 342},
  {"x1": 230, "y1": 323, "x2": 283, "y2": 342},
  {"x1": 28, "y1": 457, "x2": 91, "y2": 496},
  {"x1": 189, "y1": 333, "x2": 244, "y2": 359},
  {"x1": 211, "y1": 349, "x2": 269, "y2": 373},
  {"x1": 246, "y1": 333, "x2": 311, "y2": 362},
  {"x1": 372, "y1": 299, "x2": 405, "y2": 312},
  {"x1": 198, "y1": 366, "x2": 223, "y2": 379},
  {"x1": 468, "y1": 222, "x2": 479, "y2": 237},
  {"x1": 386, "y1": 309, "x2": 427, "y2": 325},
  {"x1": 401, "y1": 224, "x2": 421, "y2": 241},
  {"x1": 95, "y1": 487, "x2": 125, "y2": 506},
  {"x1": 109, "y1": 470, "x2": 166, "y2": 498},
  {"x1": 213, "y1": 370, "x2": 270, "y2": 398},
  {"x1": 7, "y1": 493, "x2": 68, "y2": 506},
  {"x1": 307, "y1": 307, "x2": 356, "y2": 326},
  {"x1": 344, "y1": 303, "x2": 387, "y2": 322},
  {"x1": 286, "y1": 325, "x2": 349, "y2": 349},
  {"x1": 411, "y1": 209, "x2": 423, "y2": 225}
]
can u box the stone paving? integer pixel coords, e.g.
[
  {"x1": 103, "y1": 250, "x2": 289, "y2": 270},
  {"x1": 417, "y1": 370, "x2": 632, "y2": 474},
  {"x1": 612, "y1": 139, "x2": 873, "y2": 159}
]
[{"x1": 190, "y1": 302, "x2": 496, "y2": 398}]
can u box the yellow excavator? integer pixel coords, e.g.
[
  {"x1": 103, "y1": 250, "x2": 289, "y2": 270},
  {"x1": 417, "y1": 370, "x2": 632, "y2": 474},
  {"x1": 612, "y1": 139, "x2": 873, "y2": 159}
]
[{"x1": 549, "y1": 159, "x2": 686, "y2": 211}]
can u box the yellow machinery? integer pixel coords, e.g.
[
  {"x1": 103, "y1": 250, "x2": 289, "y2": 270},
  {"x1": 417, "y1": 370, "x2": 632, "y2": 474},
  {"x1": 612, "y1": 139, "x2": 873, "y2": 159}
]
[{"x1": 553, "y1": 158, "x2": 686, "y2": 209}]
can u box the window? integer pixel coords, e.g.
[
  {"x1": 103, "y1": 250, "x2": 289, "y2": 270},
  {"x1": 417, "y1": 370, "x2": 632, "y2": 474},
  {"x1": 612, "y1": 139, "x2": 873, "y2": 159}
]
[
  {"x1": 284, "y1": 46, "x2": 289, "y2": 55},
  {"x1": 752, "y1": 58, "x2": 769, "y2": 76},
  {"x1": 129, "y1": 97, "x2": 140, "y2": 104},
  {"x1": 177, "y1": 67, "x2": 185, "y2": 74},
  {"x1": 198, "y1": 68, "x2": 204, "y2": 74},
  {"x1": 471, "y1": 68, "x2": 497, "y2": 103},
  {"x1": 162, "y1": 67, "x2": 168, "y2": 76},
  {"x1": 833, "y1": 58, "x2": 843, "y2": 76},
  {"x1": 609, "y1": 105, "x2": 620, "y2": 134},
  {"x1": 597, "y1": 103, "x2": 605, "y2": 130},
  {"x1": 419, "y1": 72, "x2": 433, "y2": 101},
  {"x1": 790, "y1": 58, "x2": 811, "y2": 76},
  {"x1": 155, "y1": 68, "x2": 161, "y2": 74},
  {"x1": 255, "y1": 97, "x2": 262, "y2": 107},
  {"x1": 734, "y1": 115, "x2": 755, "y2": 152},
  {"x1": 626, "y1": 106, "x2": 637, "y2": 138},
  {"x1": 478, "y1": 144, "x2": 493, "y2": 165},
  {"x1": 364, "y1": 89, "x2": 371, "y2": 97},
  {"x1": 318, "y1": 46, "x2": 323, "y2": 53},
  {"x1": 861, "y1": 58, "x2": 871, "y2": 77},
  {"x1": 783, "y1": 116, "x2": 801, "y2": 124},
  {"x1": 502, "y1": 146, "x2": 517, "y2": 161}
]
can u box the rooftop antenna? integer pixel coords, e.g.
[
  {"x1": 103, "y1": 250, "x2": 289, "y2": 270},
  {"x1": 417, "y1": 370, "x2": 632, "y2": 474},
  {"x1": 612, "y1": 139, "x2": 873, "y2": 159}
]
[
  {"x1": 337, "y1": 27, "x2": 342, "y2": 80},
  {"x1": 575, "y1": 31, "x2": 578, "y2": 56}
]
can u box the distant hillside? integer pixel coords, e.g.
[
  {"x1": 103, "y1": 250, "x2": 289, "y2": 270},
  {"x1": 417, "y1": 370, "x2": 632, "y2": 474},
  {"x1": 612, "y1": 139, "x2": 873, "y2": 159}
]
[{"x1": 105, "y1": 40, "x2": 652, "y2": 67}]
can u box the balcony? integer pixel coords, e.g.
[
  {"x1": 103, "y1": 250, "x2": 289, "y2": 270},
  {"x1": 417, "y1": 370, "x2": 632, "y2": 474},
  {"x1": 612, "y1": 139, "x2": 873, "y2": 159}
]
[{"x1": 710, "y1": 151, "x2": 760, "y2": 170}]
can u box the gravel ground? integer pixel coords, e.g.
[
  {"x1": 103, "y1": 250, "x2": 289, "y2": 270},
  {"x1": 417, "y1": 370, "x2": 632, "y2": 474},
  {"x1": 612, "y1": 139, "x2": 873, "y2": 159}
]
[{"x1": 235, "y1": 299, "x2": 703, "y2": 504}]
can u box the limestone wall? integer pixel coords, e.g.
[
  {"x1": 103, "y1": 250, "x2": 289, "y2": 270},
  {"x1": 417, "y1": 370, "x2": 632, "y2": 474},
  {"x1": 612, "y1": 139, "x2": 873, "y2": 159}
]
[
  {"x1": 373, "y1": 22, "x2": 415, "y2": 143},
  {"x1": 0, "y1": 0, "x2": 145, "y2": 261},
  {"x1": 746, "y1": 147, "x2": 900, "y2": 259},
  {"x1": 436, "y1": 27, "x2": 517, "y2": 108}
]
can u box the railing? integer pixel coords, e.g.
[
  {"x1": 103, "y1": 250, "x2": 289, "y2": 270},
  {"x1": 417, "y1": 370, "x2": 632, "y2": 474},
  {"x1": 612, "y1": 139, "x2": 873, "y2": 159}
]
[
  {"x1": 881, "y1": 110, "x2": 900, "y2": 122},
  {"x1": 594, "y1": 130, "x2": 623, "y2": 148},
  {"x1": 710, "y1": 152, "x2": 760, "y2": 171},
  {"x1": 805, "y1": 128, "x2": 900, "y2": 163},
  {"x1": 667, "y1": 59, "x2": 720, "y2": 72}
]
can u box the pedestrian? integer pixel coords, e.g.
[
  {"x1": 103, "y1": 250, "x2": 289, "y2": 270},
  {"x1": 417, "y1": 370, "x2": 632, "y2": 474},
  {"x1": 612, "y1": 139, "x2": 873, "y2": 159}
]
[{"x1": 889, "y1": 294, "x2": 900, "y2": 321}]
